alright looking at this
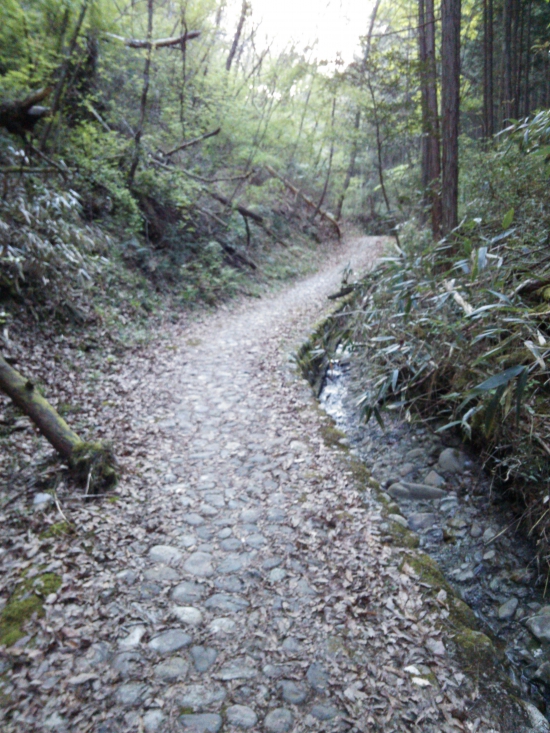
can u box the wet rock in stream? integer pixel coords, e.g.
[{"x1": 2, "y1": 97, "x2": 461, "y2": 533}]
[{"x1": 319, "y1": 360, "x2": 550, "y2": 722}]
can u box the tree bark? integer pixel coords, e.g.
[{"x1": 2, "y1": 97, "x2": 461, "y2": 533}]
[
  {"x1": 226, "y1": 1, "x2": 248, "y2": 72},
  {"x1": 0, "y1": 355, "x2": 117, "y2": 489},
  {"x1": 483, "y1": 0, "x2": 494, "y2": 138},
  {"x1": 419, "y1": 0, "x2": 442, "y2": 236},
  {"x1": 128, "y1": 0, "x2": 154, "y2": 186},
  {"x1": 106, "y1": 30, "x2": 200, "y2": 49},
  {"x1": 441, "y1": 0, "x2": 461, "y2": 235}
]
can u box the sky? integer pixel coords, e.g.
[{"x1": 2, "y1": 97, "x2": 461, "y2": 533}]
[{"x1": 225, "y1": 0, "x2": 376, "y2": 64}]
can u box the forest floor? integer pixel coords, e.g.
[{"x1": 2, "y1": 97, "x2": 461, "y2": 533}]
[{"x1": 0, "y1": 234, "x2": 533, "y2": 732}]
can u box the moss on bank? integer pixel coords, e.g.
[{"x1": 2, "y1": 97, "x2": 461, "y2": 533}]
[{"x1": 0, "y1": 572, "x2": 62, "y2": 646}]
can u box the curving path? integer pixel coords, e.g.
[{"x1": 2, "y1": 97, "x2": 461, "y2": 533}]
[{"x1": 2, "y1": 236, "x2": 524, "y2": 733}]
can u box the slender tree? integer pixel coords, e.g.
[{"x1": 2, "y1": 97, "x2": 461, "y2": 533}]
[{"x1": 441, "y1": 0, "x2": 461, "y2": 234}]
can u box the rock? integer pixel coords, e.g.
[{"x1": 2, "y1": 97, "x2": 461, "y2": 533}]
[
  {"x1": 191, "y1": 646, "x2": 218, "y2": 672},
  {"x1": 402, "y1": 482, "x2": 447, "y2": 500},
  {"x1": 438, "y1": 448, "x2": 467, "y2": 474},
  {"x1": 279, "y1": 680, "x2": 307, "y2": 704},
  {"x1": 226, "y1": 705, "x2": 258, "y2": 729},
  {"x1": 533, "y1": 662, "x2": 550, "y2": 685},
  {"x1": 208, "y1": 617, "x2": 237, "y2": 635},
  {"x1": 179, "y1": 714, "x2": 222, "y2": 733},
  {"x1": 214, "y1": 661, "x2": 257, "y2": 680},
  {"x1": 245, "y1": 533, "x2": 266, "y2": 548},
  {"x1": 118, "y1": 625, "x2": 146, "y2": 650},
  {"x1": 149, "y1": 545, "x2": 183, "y2": 565},
  {"x1": 33, "y1": 492, "x2": 54, "y2": 509},
  {"x1": 310, "y1": 704, "x2": 341, "y2": 721},
  {"x1": 154, "y1": 656, "x2": 189, "y2": 681},
  {"x1": 172, "y1": 581, "x2": 206, "y2": 604},
  {"x1": 408, "y1": 513, "x2": 436, "y2": 531},
  {"x1": 183, "y1": 512, "x2": 205, "y2": 526},
  {"x1": 522, "y1": 701, "x2": 550, "y2": 733},
  {"x1": 269, "y1": 568, "x2": 287, "y2": 582},
  {"x1": 215, "y1": 576, "x2": 243, "y2": 593},
  {"x1": 424, "y1": 470, "x2": 445, "y2": 487},
  {"x1": 526, "y1": 611, "x2": 550, "y2": 643},
  {"x1": 448, "y1": 516, "x2": 467, "y2": 529},
  {"x1": 241, "y1": 508, "x2": 262, "y2": 523},
  {"x1": 220, "y1": 538, "x2": 242, "y2": 551},
  {"x1": 406, "y1": 448, "x2": 425, "y2": 461},
  {"x1": 148, "y1": 629, "x2": 192, "y2": 654},
  {"x1": 177, "y1": 684, "x2": 227, "y2": 710},
  {"x1": 425, "y1": 638, "x2": 446, "y2": 656},
  {"x1": 482, "y1": 528, "x2": 496, "y2": 543},
  {"x1": 498, "y1": 597, "x2": 519, "y2": 621},
  {"x1": 306, "y1": 662, "x2": 328, "y2": 692},
  {"x1": 263, "y1": 557, "x2": 283, "y2": 570},
  {"x1": 470, "y1": 523, "x2": 483, "y2": 538},
  {"x1": 204, "y1": 593, "x2": 249, "y2": 612},
  {"x1": 172, "y1": 605, "x2": 203, "y2": 626},
  {"x1": 216, "y1": 554, "x2": 246, "y2": 574},
  {"x1": 144, "y1": 565, "x2": 179, "y2": 583},
  {"x1": 399, "y1": 462, "x2": 416, "y2": 477},
  {"x1": 184, "y1": 552, "x2": 214, "y2": 577},
  {"x1": 281, "y1": 637, "x2": 301, "y2": 654},
  {"x1": 263, "y1": 664, "x2": 290, "y2": 679},
  {"x1": 111, "y1": 652, "x2": 142, "y2": 677},
  {"x1": 388, "y1": 514, "x2": 408, "y2": 528},
  {"x1": 388, "y1": 483, "x2": 411, "y2": 499},
  {"x1": 115, "y1": 682, "x2": 149, "y2": 707},
  {"x1": 143, "y1": 710, "x2": 165, "y2": 732},
  {"x1": 264, "y1": 708, "x2": 293, "y2": 733}
]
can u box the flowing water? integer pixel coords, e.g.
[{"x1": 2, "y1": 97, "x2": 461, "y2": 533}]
[{"x1": 319, "y1": 354, "x2": 550, "y2": 720}]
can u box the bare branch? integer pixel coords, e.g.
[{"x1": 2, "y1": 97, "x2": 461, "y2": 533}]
[{"x1": 106, "y1": 30, "x2": 200, "y2": 49}]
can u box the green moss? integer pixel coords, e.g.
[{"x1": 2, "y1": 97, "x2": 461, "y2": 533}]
[
  {"x1": 453, "y1": 629, "x2": 496, "y2": 671},
  {"x1": 385, "y1": 520, "x2": 420, "y2": 549},
  {"x1": 70, "y1": 440, "x2": 118, "y2": 491},
  {"x1": 319, "y1": 422, "x2": 349, "y2": 451},
  {"x1": 179, "y1": 707, "x2": 194, "y2": 715},
  {"x1": 39, "y1": 521, "x2": 72, "y2": 539},
  {"x1": 0, "y1": 573, "x2": 61, "y2": 646},
  {"x1": 402, "y1": 552, "x2": 452, "y2": 590},
  {"x1": 107, "y1": 496, "x2": 119, "y2": 503}
]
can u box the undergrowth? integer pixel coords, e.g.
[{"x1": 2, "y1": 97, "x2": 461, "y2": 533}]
[{"x1": 334, "y1": 111, "x2": 550, "y2": 563}]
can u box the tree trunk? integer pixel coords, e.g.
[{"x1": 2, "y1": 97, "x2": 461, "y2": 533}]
[
  {"x1": 441, "y1": 0, "x2": 461, "y2": 235},
  {"x1": 502, "y1": 0, "x2": 513, "y2": 122},
  {"x1": 128, "y1": 0, "x2": 154, "y2": 186},
  {"x1": 226, "y1": 1, "x2": 248, "y2": 72},
  {"x1": 0, "y1": 356, "x2": 117, "y2": 489},
  {"x1": 419, "y1": 0, "x2": 442, "y2": 236},
  {"x1": 483, "y1": 0, "x2": 494, "y2": 138}
]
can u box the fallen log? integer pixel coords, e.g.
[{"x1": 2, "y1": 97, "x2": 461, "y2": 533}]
[
  {"x1": 265, "y1": 165, "x2": 341, "y2": 239},
  {"x1": 0, "y1": 355, "x2": 117, "y2": 491},
  {"x1": 206, "y1": 191, "x2": 288, "y2": 247}
]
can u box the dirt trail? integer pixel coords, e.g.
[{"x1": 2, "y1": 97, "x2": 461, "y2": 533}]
[{"x1": 1, "y1": 236, "x2": 528, "y2": 732}]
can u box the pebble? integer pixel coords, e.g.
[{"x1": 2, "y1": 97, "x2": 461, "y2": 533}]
[
  {"x1": 177, "y1": 684, "x2": 227, "y2": 710},
  {"x1": 226, "y1": 705, "x2": 258, "y2": 728},
  {"x1": 306, "y1": 662, "x2": 328, "y2": 691},
  {"x1": 154, "y1": 656, "x2": 189, "y2": 681},
  {"x1": 470, "y1": 522, "x2": 483, "y2": 538},
  {"x1": 143, "y1": 710, "x2": 165, "y2": 732},
  {"x1": 215, "y1": 661, "x2": 257, "y2": 680},
  {"x1": 204, "y1": 593, "x2": 249, "y2": 612},
  {"x1": 172, "y1": 581, "x2": 206, "y2": 604},
  {"x1": 407, "y1": 513, "x2": 436, "y2": 531},
  {"x1": 115, "y1": 682, "x2": 149, "y2": 707},
  {"x1": 264, "y1": 708, "x2": 293, "y2": 733},
  {"x1": 424, "y1": 470, "x2": 445, "y2": 487},
  {"x1": 438, "y1": 448, "x2": 467, "y2": 473},
  {"x1": 310, "y1": 704, "x2": 341, "y2": 721},
  {"x1": 208, "y1": 617, "x2": 237, "y2": 635},
  {"x1": 172, "y1": 605, "x2": 203, "y2": 625},
  {"x1": 179, "y1": 713, "x2": 222, "y2": 732},
  {"x1": 148, "y1": 545, "x2": 183, "y2": 565},
  {"x1": 279, "y1": 680, "x2": 308, "y2": 704},
  {"x1": 526, "y1": 611, "x2": 550, "y2": 643},
  {"x1": 118, "y1": 625, "x2": 146, "y2": 650},
  {"x1": 388, "y1": 513, "x2": 408, "y2": 528},
  {"x1": 144, "y1": 565, "x2": 179, "y2": 583},
  {"x1": 191, "y1": 645, "x2": 218, "y2": 672},
  {"x1": 184, "y1": 552, "x2": 214, "y2": 577},
  {"x1": 497, "y1": 597, "x2": 518, "y2": 620},
  {"x1": 148, "y1": 629, "x2": 192, "y2": 654},
  {"x1": 33, "y1": 492, "x2": 54, "y2": 508}
]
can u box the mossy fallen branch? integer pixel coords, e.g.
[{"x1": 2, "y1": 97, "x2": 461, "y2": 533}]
[{"x1": 0, "y1": 354, "x2": 117, "y2": 492}]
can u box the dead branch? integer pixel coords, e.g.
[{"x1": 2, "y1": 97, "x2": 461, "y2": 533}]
[
  {"x1": 162, "y1": 127, "x2": 221, "y2": 157},
  {"x1": 106, "y1": 30, "x2": 200, "y2": 49}
]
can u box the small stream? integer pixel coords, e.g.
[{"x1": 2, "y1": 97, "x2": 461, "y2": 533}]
[{"x1": 319, "y1": 354, "x2": 550, "y2": 720}]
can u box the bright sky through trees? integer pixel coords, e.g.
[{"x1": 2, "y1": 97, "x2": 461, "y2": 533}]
[{"x1": 226, "y1": 0, "x2": 376, "y2": 63}]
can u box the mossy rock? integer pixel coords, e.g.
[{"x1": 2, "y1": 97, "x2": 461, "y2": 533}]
[
  {"x1": 0, "y1": 572, "x2": 61, "y2": 646},
  {"x1": 319, "y1": 422, "x2": 349, "y2": 451},
  {"x1": 402, "y1": 552, "x2": 452, "y2": 591},
  {"x1": 385, "y1": 520, "x2": 420, "y2": 549},
  {"x1": 449, "y1": 597, "x2": 478, "y2": 630},
  {"x1": 453, "y1": 629, "x2": 497, "y2": 671}
]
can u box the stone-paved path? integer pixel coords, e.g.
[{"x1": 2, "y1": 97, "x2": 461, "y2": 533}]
[{"x1": 1, "y1": 236, "x2": 529, "y2": 733}]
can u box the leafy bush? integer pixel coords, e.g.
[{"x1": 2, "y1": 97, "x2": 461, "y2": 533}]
[{"x1": 333, "y1": 116, "x2": 550, "y2": 560}]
